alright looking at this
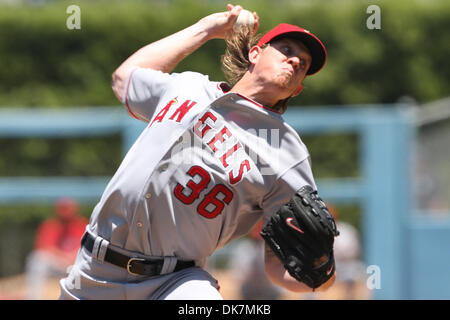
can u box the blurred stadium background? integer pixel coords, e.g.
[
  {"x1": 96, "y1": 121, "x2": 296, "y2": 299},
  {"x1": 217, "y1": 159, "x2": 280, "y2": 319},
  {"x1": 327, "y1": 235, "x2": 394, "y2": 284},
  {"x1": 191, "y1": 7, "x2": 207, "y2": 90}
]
[{"x1": 0, "y1": 0, "x2": 448, "y2": 300}]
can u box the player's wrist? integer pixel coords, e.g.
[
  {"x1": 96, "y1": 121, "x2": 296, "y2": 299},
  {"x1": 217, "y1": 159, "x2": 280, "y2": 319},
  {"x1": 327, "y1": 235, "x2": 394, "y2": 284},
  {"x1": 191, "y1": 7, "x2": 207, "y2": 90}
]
[{"x1": 192, "y1": 20, "x2": 214, "y2": 42}]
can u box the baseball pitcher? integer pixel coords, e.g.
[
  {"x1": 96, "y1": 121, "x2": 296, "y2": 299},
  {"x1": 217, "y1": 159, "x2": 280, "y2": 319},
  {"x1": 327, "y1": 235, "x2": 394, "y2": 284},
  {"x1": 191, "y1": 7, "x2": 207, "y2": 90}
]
[{"x1": 59, "y1": 4, "x2": 339, "y2": 300}]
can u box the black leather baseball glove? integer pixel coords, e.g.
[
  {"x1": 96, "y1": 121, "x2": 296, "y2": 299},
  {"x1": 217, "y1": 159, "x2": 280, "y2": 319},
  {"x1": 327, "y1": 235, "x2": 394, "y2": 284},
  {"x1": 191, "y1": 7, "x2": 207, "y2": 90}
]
[{"x1": 260, "y1": 185, "x2": 340, "y2": 290}]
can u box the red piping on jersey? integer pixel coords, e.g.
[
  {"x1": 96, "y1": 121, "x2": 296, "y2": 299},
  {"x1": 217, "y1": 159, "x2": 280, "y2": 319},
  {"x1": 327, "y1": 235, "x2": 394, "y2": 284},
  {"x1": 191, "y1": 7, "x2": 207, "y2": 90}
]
[
  {"x1": 235, "y1": 93, "x2": 282, "y2": 115},
  {"x1": 124, "y1": 68, "x2": 140, "y2": 120}
]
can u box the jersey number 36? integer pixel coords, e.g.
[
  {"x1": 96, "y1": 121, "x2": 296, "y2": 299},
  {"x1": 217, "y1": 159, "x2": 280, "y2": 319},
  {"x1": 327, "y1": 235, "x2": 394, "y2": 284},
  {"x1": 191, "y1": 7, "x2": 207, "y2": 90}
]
[{"x1": 174, "y1": 166, "x2": 234, "y2": 219}]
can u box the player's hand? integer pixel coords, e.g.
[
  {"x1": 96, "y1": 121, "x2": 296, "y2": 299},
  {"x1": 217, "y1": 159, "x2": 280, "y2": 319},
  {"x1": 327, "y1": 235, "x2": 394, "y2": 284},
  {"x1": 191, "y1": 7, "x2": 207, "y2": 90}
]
[{"x1": 197, "y1": 4, "x2": 259, "y2": 40}]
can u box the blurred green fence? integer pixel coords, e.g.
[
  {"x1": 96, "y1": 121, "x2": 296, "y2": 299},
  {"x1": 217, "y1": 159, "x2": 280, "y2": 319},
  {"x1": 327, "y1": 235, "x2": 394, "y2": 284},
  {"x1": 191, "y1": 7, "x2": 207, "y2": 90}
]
[{"x1": 0, "y1": 0, "x2": 449, "y2": 108}]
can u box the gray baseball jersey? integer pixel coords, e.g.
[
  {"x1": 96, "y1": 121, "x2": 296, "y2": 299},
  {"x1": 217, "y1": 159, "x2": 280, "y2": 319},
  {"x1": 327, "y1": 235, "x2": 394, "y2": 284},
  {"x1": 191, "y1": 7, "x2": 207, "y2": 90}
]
[{"x1": 60, "y1": 67, "x2": 317, "y2": 299}]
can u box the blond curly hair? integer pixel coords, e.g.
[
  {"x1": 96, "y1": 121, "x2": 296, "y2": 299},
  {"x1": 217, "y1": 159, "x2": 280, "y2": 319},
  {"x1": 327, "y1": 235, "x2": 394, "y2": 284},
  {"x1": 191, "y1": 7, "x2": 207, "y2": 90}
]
[
  {"x1": 221, "y1": 28, "x2": 261, "y2": 86},
  {"x1": 220, "y1": 28, "x2": 291, "y2": 113}
]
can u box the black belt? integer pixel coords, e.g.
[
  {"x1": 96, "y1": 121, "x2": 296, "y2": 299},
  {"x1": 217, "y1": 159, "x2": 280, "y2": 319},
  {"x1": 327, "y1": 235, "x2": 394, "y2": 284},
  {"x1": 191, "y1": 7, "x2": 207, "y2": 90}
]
[{"x1": 81, "y1": 232, "x2": 195, "y2": 276}]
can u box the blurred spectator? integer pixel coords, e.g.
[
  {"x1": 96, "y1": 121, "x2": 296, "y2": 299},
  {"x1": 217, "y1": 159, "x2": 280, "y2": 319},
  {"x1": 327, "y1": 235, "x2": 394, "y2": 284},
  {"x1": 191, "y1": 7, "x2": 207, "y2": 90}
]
[
  {"x1": 327, "y1": 204, "x2": 366, "y2": 299},
  {"x1": 229, "y1": 219, "x2": 282, "y2": 300},
  {"x1": 25, "y1": 197, "x2": 88, "y2": 299}
]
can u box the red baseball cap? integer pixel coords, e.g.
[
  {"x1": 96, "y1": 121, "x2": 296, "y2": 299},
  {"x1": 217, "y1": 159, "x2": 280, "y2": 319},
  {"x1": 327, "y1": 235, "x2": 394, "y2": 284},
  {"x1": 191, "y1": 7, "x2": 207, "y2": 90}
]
[{"x1": 257, "y1": 23, "x2": 327, "y2": 75}]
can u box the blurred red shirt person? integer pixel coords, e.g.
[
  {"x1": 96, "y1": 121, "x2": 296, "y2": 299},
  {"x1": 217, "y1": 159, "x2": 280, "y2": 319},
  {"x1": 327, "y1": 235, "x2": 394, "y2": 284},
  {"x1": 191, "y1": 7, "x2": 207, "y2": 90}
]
[
  {"x1": 26, "y1": 198, "x2": 88, "y2": 299},
  {"x1": 34, "y1": 198, "x2": 88, "y2": 265}
]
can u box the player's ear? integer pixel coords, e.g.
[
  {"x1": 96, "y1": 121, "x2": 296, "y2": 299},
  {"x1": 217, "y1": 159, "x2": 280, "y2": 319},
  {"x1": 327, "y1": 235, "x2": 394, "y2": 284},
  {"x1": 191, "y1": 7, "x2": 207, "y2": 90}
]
[
  {"x1": 292, "y1": 84, "x2": 304, "y2": 97},
  {"x1": 248, "y1": 45, "x2": 262, "y2": 65}
]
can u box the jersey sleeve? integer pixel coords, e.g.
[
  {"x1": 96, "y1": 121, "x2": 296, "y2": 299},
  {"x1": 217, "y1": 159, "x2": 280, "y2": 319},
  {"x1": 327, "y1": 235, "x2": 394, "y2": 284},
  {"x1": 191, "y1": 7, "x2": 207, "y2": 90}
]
[
  {"x1": 261, "y1": 156, "x2": 317, "y2": 224},
  {"x1": 122, "y1": 68, "x2": 214, "y2": 123},
  {"x1": 281, "y1": 156, "x2": 317, "y2": 191},
  {"x1": 122, "y1": 67, "x2": 174, "y2": 122}
]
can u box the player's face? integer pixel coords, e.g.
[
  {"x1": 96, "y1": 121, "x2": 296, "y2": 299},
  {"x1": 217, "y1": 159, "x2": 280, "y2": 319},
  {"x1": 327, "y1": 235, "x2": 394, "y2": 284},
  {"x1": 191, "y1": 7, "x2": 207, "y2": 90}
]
[{"x1": 252, "y1": 37, "x2": 312, "y2": 98}]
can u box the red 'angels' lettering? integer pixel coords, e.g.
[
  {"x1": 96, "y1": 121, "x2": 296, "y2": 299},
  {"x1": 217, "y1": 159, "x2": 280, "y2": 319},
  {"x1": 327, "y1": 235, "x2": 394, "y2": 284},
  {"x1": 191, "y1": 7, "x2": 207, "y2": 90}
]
[
  {"x1": 151, "y1": 98, "x2": 177, "y2": 126},
  {"x1": 151, "y1": 97, "x2": 197, "y2": 126},
  {"x1": 192, "y1": 112, "x2": 252, "y2": 185},
  {"x1": 169, "y1": 100, "x2": 197, "y2": 123},
  {"x1": 174, "y1": 166, "x2": 234, "y2": 219},
  {"x1": 193, "y1": 112, "x2": 217, "y2": 138},
  {"x1": 229, "y1": 160, "x2": 250, "y2": 185},
  {"x1": 207, "y1": 126, "x2": 232, "y2": 152},
  {"x1": 220, "y1": 142, "x2": 242, "y2": 168}
]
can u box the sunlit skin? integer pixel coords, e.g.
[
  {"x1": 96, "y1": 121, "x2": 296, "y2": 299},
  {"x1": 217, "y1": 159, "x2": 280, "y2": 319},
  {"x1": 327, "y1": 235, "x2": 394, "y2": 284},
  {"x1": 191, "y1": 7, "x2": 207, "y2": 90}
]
[
  {"x1": 231, "y1": 37, "x2": 312, "y2": 108},
  {"x1": 269, "y1": 39, "x2": 312, "y2": 90}
]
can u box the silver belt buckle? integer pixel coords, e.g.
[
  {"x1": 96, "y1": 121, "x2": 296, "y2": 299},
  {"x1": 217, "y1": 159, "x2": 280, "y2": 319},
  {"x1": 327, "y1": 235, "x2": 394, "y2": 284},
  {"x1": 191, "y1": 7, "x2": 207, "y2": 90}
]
[{"x1": 127, "y1": 257, "x2": 146, "y2": 276}]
